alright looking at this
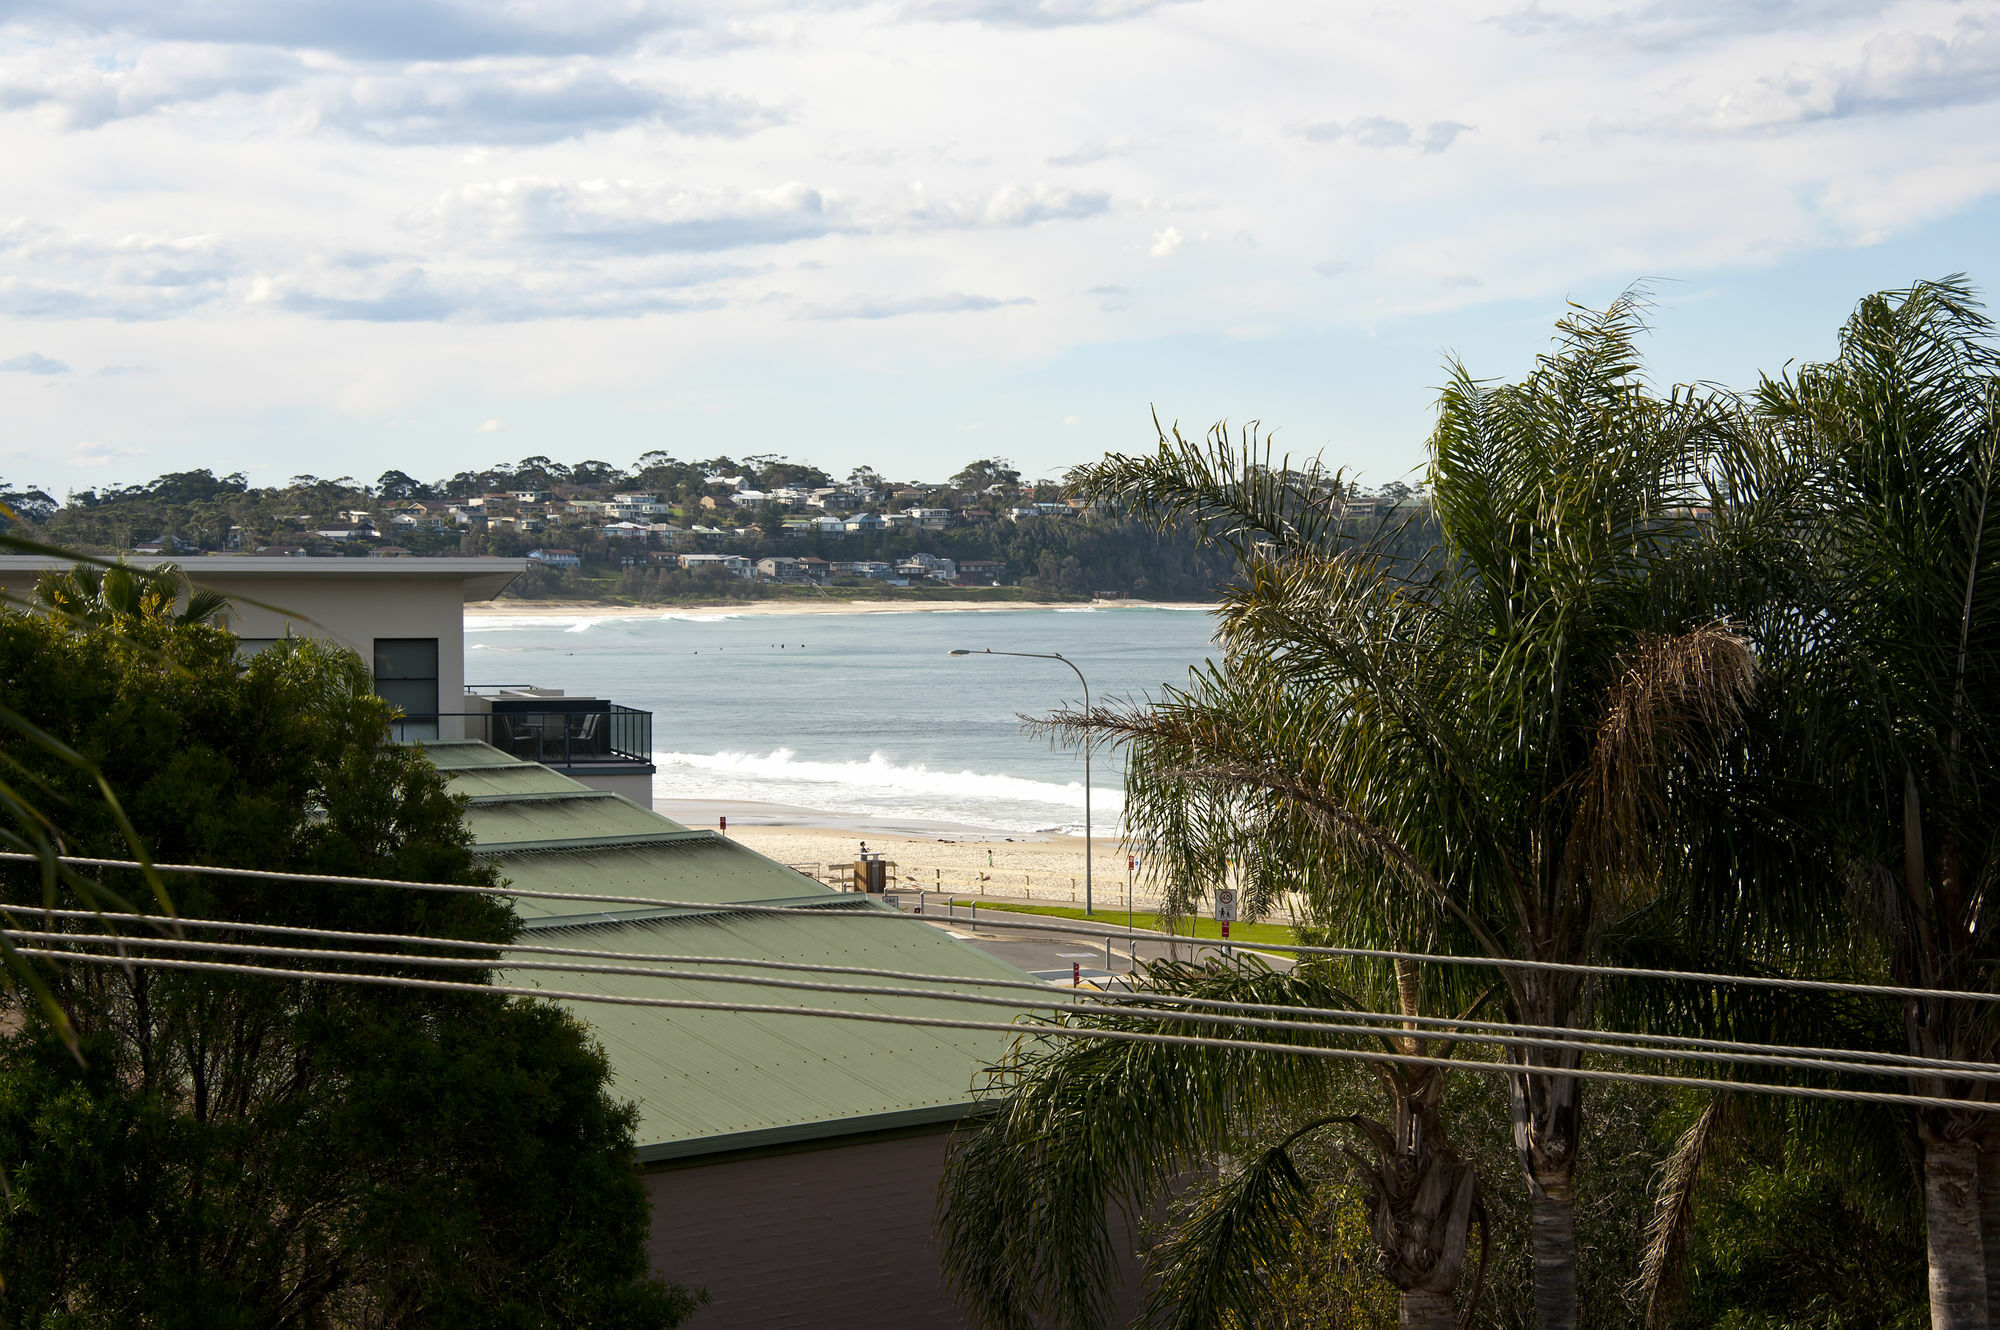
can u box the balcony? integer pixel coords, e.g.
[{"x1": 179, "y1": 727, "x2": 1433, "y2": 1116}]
[
  {"x1": 394, "y1": 689, "x2": 655, "y2": 803},
  {"x1": 393, "y1": 706, "x2": 650, "y2": 763}
]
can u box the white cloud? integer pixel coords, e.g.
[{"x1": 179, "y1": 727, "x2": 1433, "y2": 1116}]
[
  {"x1": 0, "y1": 352, "x2": 69, "y2": 374},
  {"x1": 1683, "y1": 20, "x2": 2000, "y2": 131},
  {"x1": 70, "y1": 440, "x2": 144, "y2": 468},
  {"x1": 478, "y1": 418, "x2": 505, "y2": 431},
  {"x1": 406, "y1": 179, "x2": 853, "y2": 254},
  {"x1": 0, "y1": 0, "x2": 1997, "y2": 491},
  {"x1": 1048, "y1": 135, "x2": 1133, "y2": 166},
  {"x1": 1298, "y1": 116, "x2": 1474, "y2": 152},
  {"x1": 798, "y1": 291, "x2": 1033, "y2": 319},
  {"x1": 306, "y1": 62, "x2": 780, "y2": 144}
]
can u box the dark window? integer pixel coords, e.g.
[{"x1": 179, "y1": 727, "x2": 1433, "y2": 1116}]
[{"x1": 374, "y1": 638, "x2": 439, "y2": 738}]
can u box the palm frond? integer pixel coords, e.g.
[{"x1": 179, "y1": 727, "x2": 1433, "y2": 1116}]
[
  {"x1": 1634, "y1": 1093, "x2": 1737, "y2": 1329},
  {"x1": 1142, "y1": 1126, "x2": 1324, "y2": 1330}
]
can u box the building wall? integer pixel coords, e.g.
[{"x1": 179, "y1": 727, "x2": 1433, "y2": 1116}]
[
  {"x1": 570, "y1": 769, "x2": 655, "y2": 802},
  {"x1": 215, "y1": 573, "x2": 470, "y2": 728},
  {"x1": 645, "y1": 1127, "x2": 972, "y2": 1330},
  {"x1": 0, "y1": 559, "x2": 522, "y2": 741},
  {"x1": 644, "y1": 1126, "x2": 1145, "y2": 1330}
]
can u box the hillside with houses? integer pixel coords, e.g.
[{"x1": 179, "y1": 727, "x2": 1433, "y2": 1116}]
[{"x1": 5, "y1": 454, "x2": 1427, "y2": 603}]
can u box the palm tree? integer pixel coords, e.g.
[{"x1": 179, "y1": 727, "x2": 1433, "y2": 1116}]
[
  {"x1": 937, "y1": 956, "x2": 1492, "y2": 1329},
  {"x1": 1032, "y1": 296, "x2": 1754, "y2": 1329},
  {"x1": 1748, "y1": 277, "x2": 2000, "y2": 1329},
  {"x1": 34, "y1": 560, "x2": 231, "y2": 628}
]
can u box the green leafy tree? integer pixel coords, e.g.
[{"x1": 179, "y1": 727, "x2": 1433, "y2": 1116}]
[
  {"x1": 0, "y1": 609, "x2": 700, "y2": 1328},
  {"x1": 951, "y1": 459, "x2": 1023, "y2": 494}
]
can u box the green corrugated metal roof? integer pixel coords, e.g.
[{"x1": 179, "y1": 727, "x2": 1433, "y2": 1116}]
[
  {"x1": 420, "y1": 741, "x2": 1039, "y2": 1157},
  {"x1": 424, "y1": 740, "x2": 528, "y2": 770},
  {"x1": 493, "y1": 839, "x2": 837, "y2": 921},
  {"x1": 445, "y1": 764, "x2": 597, "y2": 799},
  {"x1": 461, "y1": 791, "x2": 671, "y2": 846},
  {"x1": 504, "y1": 912, "x2": 1033, "y2": 1153}
]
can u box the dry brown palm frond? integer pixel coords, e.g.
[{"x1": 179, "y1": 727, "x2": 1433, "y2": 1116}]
[
  {"x1": 1634, "y1": 1093, "x2": 1739, "y2": 1329},
  {"x1": 1570, "y1": 623, "x2": 1758, "y2": 895}
]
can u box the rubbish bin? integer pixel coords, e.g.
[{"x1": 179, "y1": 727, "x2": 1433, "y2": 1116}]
[{"x1": 854, "y1": 859, "x2": 888, "y2": 893}]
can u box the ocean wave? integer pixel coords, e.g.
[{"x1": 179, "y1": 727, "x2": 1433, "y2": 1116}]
[{"x1": 651, "y1": 747, "x2": 1121, "y2": 834}]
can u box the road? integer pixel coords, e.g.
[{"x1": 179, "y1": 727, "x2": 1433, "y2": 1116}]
[{"x1": 884, "y1": 891, "x2": 1287, "y2": 990}]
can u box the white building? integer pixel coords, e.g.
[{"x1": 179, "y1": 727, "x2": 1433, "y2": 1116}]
[
  {"x1": 895, "y1": 553, "x2": 956, "y2": 582},
  {"x1": 608, "y1": 494, "x2": 673, "y2": 519},
  {"x1": 678, "y1": 553, "x2": 752, "y2": 577}
]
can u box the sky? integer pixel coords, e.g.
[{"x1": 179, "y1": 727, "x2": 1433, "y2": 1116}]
[{"x1": 2, "y1": 0, "x2": 1999, "y2": 497}]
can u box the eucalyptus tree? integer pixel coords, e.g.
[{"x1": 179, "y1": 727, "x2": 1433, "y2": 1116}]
[
  {"x1": 1030, "y1": 297, "x2": 1750, "y2": 1329},
  {"x1": 1746, "y1": 277, "x2": 2000, "y2": 1329}
]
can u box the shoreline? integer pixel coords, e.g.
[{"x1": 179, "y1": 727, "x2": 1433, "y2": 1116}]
[
  {"x1": 465, "y1": 598, "x2": 1215, "y2": 621},
  {"x1": 651, "y1": 797, "x2": 1148, "y2": 904}
]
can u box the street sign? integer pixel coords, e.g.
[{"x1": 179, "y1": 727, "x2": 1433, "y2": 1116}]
[{"x1": 1214, "y1": 888, "x2": 1238, "y2": 922}]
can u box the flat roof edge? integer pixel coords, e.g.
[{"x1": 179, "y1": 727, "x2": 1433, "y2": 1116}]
[{"x1": 636, "y1": 1101, "x2": 988, "y2": 1165}]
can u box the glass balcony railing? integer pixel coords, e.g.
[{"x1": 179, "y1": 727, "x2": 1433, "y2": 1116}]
[{"x1": 389, "y1": 706, "x2": 652, "y2": 766}]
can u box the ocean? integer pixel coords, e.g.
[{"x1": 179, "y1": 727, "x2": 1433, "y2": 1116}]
[{"x1": 463, "y1": 605, "x2": 1220, "y2": 835}]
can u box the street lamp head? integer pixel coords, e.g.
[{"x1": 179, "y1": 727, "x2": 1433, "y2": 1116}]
[{"x1": 948, "y1": 649, "x2": 971, "y2": 656}]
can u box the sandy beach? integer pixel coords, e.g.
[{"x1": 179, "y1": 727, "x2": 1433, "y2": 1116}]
[
  {"x1": 466, "y1": 598, "x2": 1211, "y2": 621},
  {"x1": 653, "y1": 796, "x2": 1149, "y2": 903},
  {"x1": 724, "y1": 822, "x2": 1149, "y2": 903}
]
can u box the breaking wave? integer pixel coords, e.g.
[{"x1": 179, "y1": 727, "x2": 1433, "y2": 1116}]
[{"x1": 650, "y1": 748, "x2": 1120, "y2": 834}]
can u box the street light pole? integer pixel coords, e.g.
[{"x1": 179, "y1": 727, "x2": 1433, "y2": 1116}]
[{"x1": 949, "y1": 647, "x2": 1093, "y2": 914}]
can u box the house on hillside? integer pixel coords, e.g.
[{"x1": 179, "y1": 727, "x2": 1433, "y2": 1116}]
[
  {"x1": 527, "y1": 548, "x2": 581, "y2": 569},
  {"x1": 316, "y1": 519, "x2": 377, "y2": 541},
  {"x1": 755, "y1": 556, "x2": 804, "y2": 582},
  {"x1": 895, "y1": 554, "x2": 955, "y2": 582},
  {"x1": 957, "y1": 559, "x2": 1007, "y2": 583},
  {"x1": 679, "y1": 553, "x2": 751, "y2": 578}
]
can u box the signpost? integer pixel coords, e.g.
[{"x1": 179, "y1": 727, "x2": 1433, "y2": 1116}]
[{"x1": 1215, "y1": 887, "x2": 1237, "y2": 956}]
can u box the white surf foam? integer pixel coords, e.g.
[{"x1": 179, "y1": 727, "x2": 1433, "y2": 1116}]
[{"x1": 651, "y1": 747, "x2": 1120, "y2": 835}]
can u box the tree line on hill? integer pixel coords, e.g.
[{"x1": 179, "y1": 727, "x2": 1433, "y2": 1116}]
[{"x1": 0, "y1": 451, "x2": 1432, "y2": 603}]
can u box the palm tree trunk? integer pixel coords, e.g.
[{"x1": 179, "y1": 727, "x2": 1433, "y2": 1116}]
[
  {"x1": 1400, "y1": 1288, "x2": 1455, "y2": 1330},
  {"x1": 1530, "y1": 1179, "x2": 1578, "y2": 1330},
  {"x1": 1980, "y1": 1142, "x2": 2000, "y2": 1327},
  {"x1": 1511, "y1": 1037, "x2": 1582, "y2": 1330},
  {"x1": 1925, "y1": 1136, "x2": 1988, "y2": 1329}
]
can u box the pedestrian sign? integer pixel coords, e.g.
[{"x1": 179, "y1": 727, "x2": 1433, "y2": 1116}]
[{"x1": 1215, "y1": 888, "x2": 1237, "y2": 922}]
